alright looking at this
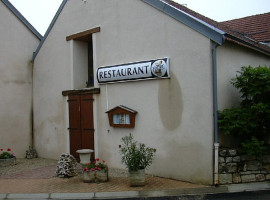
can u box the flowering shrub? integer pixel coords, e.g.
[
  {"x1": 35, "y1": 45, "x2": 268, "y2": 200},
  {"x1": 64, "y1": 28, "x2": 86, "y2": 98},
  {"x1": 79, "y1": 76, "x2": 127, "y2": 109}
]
[
  {"x1": 83, "y1": 158, "x2": 108, "y2": 172},
  {"x1": 119, "y1": 134, "x2": 156, "y2": 171},
  {"x1": 0, "y1": 148, "x2": 15, "y2": 159}
]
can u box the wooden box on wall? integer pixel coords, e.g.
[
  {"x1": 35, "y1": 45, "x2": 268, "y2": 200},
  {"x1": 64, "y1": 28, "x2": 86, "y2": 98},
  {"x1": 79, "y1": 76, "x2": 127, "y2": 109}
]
[{"x1": 106, "y1": 105, "x2": 137, "y2": 128}]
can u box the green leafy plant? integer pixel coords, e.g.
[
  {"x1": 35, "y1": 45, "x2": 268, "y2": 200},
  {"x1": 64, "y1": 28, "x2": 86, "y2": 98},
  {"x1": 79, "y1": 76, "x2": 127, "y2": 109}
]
[
  {"x1": 119, "y1": 134, "x2": 156, "y2": 171},
  {"x1": 241, "y1": 137, "x2": 267, "y2": 157},
  {"x1": 0, "y1": 148, "x2": 15, "y2": 159},
  {"x1": 218, "y1": 66, "x2": 270, "y2": 155}
]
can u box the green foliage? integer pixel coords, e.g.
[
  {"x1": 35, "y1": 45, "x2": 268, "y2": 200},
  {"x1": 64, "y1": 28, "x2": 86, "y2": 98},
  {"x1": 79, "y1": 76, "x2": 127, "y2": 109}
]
[
  {"x1": 218, "y1": 66, "x2": 270, "y2": 155},
  {"x1": 119, "y1": 133, "x2": 156, "y2": 171},
  {"x1": 241, "y1": 137, "x2": 267, "y2": 157},
  {"x1": 231, "y1": 66, "x2": 270, "y2": 106}
]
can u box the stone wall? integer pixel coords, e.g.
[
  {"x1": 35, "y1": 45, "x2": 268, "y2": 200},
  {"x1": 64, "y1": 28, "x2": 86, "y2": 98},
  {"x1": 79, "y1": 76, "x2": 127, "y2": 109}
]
[{"x1": 218, "y1": 148, "x2": 270, "y2": 184}]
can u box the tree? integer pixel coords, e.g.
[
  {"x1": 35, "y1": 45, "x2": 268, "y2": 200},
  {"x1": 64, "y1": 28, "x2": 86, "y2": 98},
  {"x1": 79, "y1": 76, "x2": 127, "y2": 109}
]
[{"x1": 218, "y1": 66, "x2": 270, "y2": 156}]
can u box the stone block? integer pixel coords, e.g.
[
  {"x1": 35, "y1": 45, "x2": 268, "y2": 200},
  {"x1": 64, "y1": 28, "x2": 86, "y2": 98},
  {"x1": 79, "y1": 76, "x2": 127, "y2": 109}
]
[
  {"x1": 262, "y1": 164, "x2": 270, "y2": 172},
  {"x1": 241, "y1": 155, "x2": 256, "y2": 161},
  {"x1": 233, "y1": 156, "x2": 240, "y2": 162},
  {"x1": 226, "y1": 157, "x2": 233, "y2": 163},
  {"x1": 240, "y1": 171, "x2": 252, "y2": 175},
  {"x1": 255, "y1": 174, "x2": 265, "y2": 182},
  {"x1": 246, "y1": 161, "x2": 262, "y2": 171},
  {"x1": 219, "y1": 174, "x2": 232, "y2": 184},
  {"x1": 219, "y1": 150, "x2": 227, "y2": 157},
  {"x1": 233, "y1": 173, "x2": 241, "y2": 183},
  {"x1": 263, "y1": 155, "x2": 270, "y2": 164},
  {"x1": 237, "y1": 163, "x2": 244, "y2": 172},
  {"x1": 227, "y1": 163, "x2": 237, "y2": 173},
  {"x1": 265, "y1": 174, "x2": 270, "y2": 180},
  {"x1": 219, "y1": 157, "x2": 225, "y2": 163},
  {"x1": 241, "y1": 174, "x2": 256, "y2": 183},
  {"x1": 219, "y1": 163, "x2": 227, "y2": 173},
  {"x1": 228, "y1": 150, "x2": 237, "y2": 156}
]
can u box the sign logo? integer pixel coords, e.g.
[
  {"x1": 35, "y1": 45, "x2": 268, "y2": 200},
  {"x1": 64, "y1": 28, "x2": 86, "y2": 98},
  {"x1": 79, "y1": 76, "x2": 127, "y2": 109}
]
[
  {"x1": 97, "y1": 58, "x2": 169, "y2": 84},
  {"x1": 151, "y1": 60, "x2": 167, "y2": 77}
]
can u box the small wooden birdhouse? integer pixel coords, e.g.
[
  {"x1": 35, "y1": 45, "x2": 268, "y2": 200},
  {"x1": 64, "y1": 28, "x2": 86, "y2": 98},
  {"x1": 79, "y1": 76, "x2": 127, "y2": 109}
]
[{"x1": 106, "y1": 105, "x2": 137, "y2": 128}]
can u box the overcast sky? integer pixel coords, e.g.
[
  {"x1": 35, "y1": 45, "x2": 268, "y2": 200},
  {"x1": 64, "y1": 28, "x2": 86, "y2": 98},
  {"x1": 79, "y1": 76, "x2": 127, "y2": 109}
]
[{"x1": 8, "y1": 0, "x2": 270, "y2": 36}]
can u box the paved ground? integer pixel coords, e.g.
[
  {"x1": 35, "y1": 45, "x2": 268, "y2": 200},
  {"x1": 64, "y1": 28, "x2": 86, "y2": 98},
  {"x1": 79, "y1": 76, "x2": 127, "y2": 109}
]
[
  {"x1": 0, "y1": 158, "x2": 205, "y2": 194},
  {"x1": 1, "y1": 159, "x2": 270, "y2": 199}
]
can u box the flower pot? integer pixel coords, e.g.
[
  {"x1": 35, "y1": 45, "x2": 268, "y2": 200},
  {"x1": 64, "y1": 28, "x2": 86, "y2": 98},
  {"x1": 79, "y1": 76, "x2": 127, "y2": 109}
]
[
  {"x1": 0, "y1": 157, "x2": 16, "y2": 167},
  {"x1": 83, "y1": 171, "x2": 95, "y2": 183},
  {"x1": 129, "y1": 169, "x2": 145, "y2": 186},
  {"x1": 76, "y1": 149, "x2": 94, "y2": 165},
  {"x1": 96, "y1": 169, "x2": 108, "y2": 182}
]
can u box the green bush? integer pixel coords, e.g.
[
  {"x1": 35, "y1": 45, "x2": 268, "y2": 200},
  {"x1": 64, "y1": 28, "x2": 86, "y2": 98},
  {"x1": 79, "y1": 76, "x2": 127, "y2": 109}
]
[
  {"x1": 218, "y1": 66, "x2": 270, "y2": 156},
  {"x1": 119, "y1": 133, "x2": 156, "y2": 171}
]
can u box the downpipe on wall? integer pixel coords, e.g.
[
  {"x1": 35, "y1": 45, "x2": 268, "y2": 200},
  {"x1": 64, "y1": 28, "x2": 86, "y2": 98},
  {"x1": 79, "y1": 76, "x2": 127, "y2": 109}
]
[{"x1": 212, "y1": 43, "x2": 219, "y2": 186}]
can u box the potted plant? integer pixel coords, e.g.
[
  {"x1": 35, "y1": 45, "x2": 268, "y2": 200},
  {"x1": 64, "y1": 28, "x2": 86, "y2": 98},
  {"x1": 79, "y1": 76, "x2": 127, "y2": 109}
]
[
  {"x1": 0, "y1": 148, "x2": 16, "y2": 167},
  {"x1": 82, "y1": 158, "x2": 108, "y2": 183},
  {"x1": 119, "y1": 134, "x2": 156, "y2": 186}
]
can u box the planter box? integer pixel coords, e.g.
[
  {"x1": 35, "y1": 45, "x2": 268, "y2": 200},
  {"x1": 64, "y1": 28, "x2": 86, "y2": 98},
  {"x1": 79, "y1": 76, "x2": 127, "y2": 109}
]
[
  {"x1": 129, "y1": 169, "x2": 145, "y2": 186},
  {"x1": 96, "y1": 170, "x2": 108, "y2": 182},
  {"x1": 0, "y1": 157, "x2": 16, "y2": 167},
  {"x1": 83, "y1": 170, "x2": 108, "y2": 183},
  {"x1": 83, "y1": 171, "x2": 95, "y2": 183}
]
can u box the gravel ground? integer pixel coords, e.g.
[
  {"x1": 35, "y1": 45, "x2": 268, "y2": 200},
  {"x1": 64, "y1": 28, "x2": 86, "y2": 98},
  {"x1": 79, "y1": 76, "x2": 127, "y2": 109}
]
[
  {"x1": 0, "y1": 158, "x2": 128, "y2": 178},
  {"x1": 0, "y1": 158, "x2": 57, "y2": 176}
]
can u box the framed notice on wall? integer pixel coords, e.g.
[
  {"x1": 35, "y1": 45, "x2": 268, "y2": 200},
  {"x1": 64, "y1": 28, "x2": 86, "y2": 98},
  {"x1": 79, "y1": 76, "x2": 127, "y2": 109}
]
[
  {"x1": 97, "y1": 58, "x2": 170, "y2": 84},
  {"x1": 106, "y1": 105, "x2": 137, "y2": 128}
]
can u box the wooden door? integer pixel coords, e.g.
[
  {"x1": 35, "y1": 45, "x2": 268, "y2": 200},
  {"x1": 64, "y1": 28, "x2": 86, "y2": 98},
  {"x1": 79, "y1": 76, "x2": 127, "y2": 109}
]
[{"x1": 68, "y1": 95, "x2": 94, "y2": 160}]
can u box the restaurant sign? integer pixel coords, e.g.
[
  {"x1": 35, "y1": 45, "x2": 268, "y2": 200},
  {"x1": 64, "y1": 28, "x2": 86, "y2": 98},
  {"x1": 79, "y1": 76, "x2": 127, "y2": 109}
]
[{"x1": 97, "y1": 58, "x2": 170, "y2": 84}]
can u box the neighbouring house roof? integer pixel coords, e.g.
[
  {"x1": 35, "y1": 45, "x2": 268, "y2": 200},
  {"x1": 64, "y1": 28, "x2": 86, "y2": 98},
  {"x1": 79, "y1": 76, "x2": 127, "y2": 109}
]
[
  {"x1": 158, "y1": 0, "x2": 270, "y2": 56},
  {"x1": 1, "y1": 0, "x2": 42, "y2": 40},
  {"x1": 33, "y1": 0, "x2": 270, "y2": 60},
  {"x1": 221, "y1": 12, "x2": 270, "y2": 44}
]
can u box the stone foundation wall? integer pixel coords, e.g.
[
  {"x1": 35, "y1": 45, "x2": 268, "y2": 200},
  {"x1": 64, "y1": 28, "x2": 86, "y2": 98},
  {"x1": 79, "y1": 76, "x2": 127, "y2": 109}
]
[{"x1": 218, "y1": 149, "x2": 270, "y2": 184}]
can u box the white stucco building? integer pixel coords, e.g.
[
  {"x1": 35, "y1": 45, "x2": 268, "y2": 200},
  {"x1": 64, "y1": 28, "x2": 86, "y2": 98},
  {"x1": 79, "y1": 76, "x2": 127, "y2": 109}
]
[
  {"x1": 1, "y1": 0, "x2": 270, "y2": 185},
  {"x1": 0, "y1": 0, "x2": 41, "y2": 157}
]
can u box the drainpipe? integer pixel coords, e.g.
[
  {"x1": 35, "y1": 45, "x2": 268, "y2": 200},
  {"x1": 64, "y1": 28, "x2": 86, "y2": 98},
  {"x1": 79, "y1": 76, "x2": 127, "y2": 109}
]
[
  {"x1": 30, "y1": 58, "x2": 35, "y2": 149},
  {"x1": 212, "y1": 43, "x2": 219, "y2": 185}
]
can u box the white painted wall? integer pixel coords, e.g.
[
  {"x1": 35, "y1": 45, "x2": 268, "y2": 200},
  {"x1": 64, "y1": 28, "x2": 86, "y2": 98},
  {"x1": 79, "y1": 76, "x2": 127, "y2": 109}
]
[
  {"x1": 0, "y1": 2, "x2": 40, "y2": 157},
  {"x1": 217, "y1": 42, "x2": 270, "y2": 110},
  {"x1": 34, "y1": 0, "x2": 214, "y2": 184}
]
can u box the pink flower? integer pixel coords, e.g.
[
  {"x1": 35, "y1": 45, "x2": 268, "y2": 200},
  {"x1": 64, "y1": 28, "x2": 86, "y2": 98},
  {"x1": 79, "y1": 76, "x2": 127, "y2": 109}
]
[
  {"x1": 93, "y1": 161, "x2": 96, "y2": 164},
  {"x1": 7, "y1": 148, "x2": 11, "y2": 151},
  {"x1": 96, "y1": 158, "x2": 100, "y2": 162},
  {"x1": 102, "y1": 160, "x2": 106, "y2": 163},
  {"x1": 90, "y1": 168, "x2": 95, "y2": 171},
  {"x1": 0, "y1": 149, "x2": 3, "y2": 151}
]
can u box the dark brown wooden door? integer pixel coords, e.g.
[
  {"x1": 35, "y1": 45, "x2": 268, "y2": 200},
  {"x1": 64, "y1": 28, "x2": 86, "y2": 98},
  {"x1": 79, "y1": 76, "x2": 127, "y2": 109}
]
[{"x1": 68, "y1": 95, "x2": 94, "y2": 160}]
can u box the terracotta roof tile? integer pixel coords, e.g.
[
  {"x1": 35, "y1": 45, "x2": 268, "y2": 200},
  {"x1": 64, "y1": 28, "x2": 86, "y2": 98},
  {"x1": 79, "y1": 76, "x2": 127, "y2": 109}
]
[{"x1": 221, "y1": 12, "x2": 270, "y2": 43}]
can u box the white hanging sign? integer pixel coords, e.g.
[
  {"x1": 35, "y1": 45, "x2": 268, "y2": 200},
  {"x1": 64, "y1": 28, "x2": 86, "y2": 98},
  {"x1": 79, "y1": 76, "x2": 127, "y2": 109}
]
[{"x1": 97, "y1": 58, "x2": 170, "y2": 84}]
